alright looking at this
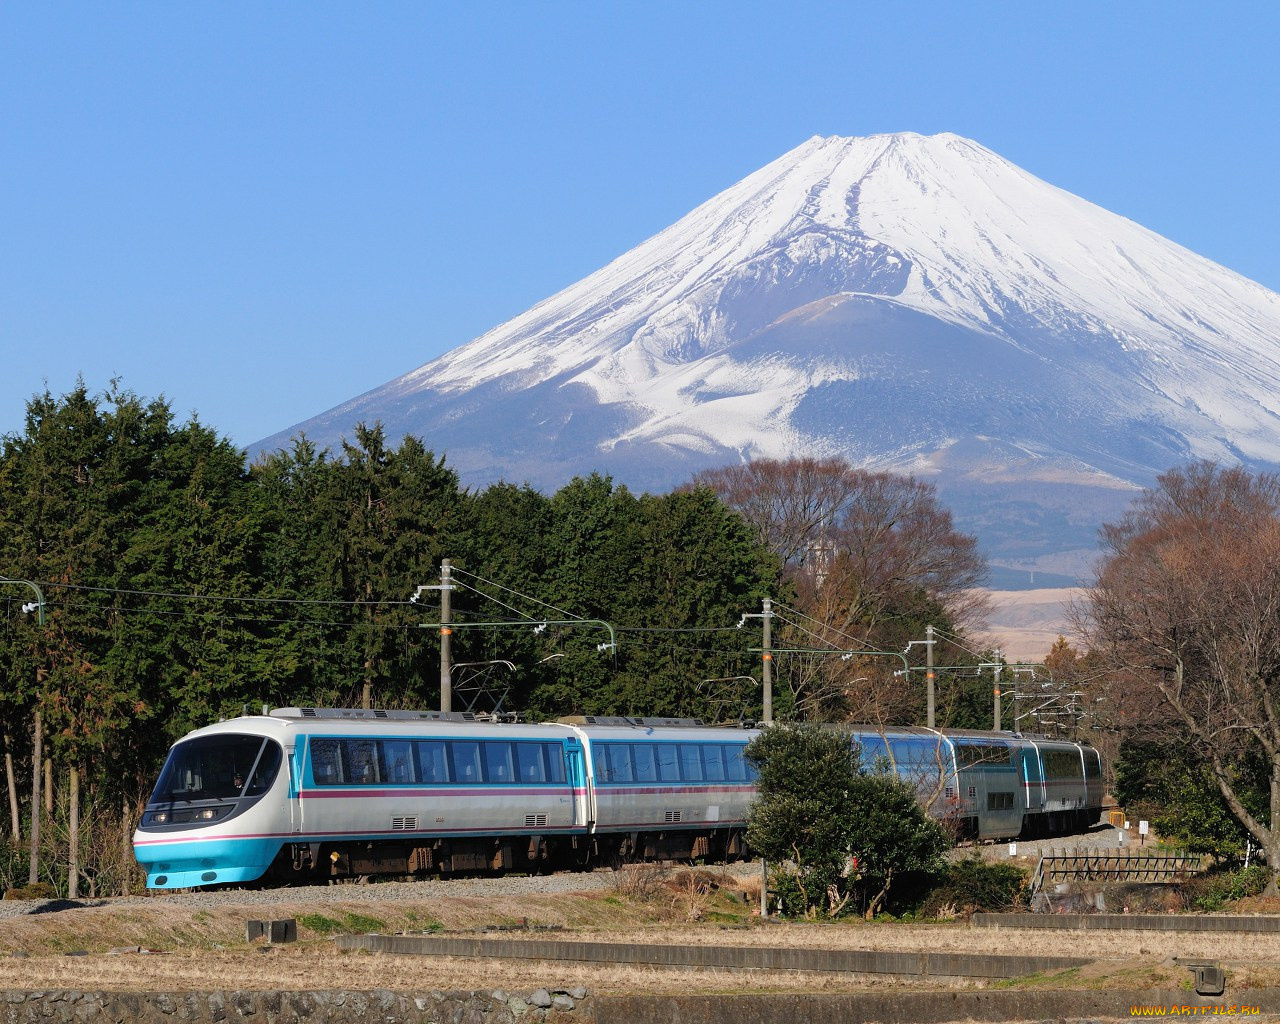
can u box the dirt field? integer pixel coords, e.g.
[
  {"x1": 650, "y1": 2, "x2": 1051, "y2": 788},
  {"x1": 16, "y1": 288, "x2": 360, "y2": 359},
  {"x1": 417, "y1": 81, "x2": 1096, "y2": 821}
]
[{"x1": 3, "y1": 872, "x2": 1280, "y2": 996}]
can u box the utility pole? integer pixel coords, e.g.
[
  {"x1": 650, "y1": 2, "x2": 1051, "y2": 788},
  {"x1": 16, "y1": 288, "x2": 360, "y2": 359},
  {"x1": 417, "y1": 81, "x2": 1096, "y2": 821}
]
[
  {"x1": 926, "y1": 624, "x2": 935, "y2": 730},
  {"x1": 761, "y1": 598, "x2": 772, "y2": 725},
  {"x1": 29, "y1": 710, "x2": 41, "y2": 885},
  {"x1": 738, "y1": 600, "x2": 775, "y2": 724},
  {"x1": 993, "y1": 648, "x2": 1003, "y2": 731},
  {"x1": 440, "y1": 559, "x2": 453, "y2": 713}
]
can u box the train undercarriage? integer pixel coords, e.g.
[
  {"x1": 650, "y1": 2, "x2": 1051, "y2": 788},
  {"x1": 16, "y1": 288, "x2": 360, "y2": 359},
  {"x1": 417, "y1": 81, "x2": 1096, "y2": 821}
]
[{"x1": 268, "y1": 826, "x2": 751, "y2": 883}]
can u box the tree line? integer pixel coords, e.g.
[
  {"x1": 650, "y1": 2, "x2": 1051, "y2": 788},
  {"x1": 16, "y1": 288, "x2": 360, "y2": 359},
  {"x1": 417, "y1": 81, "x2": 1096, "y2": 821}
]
[
  {"x1": 0, "y1": 383, "x2": 985, "y2": 896},
  {"x1": 6, "y1": 382, "x2": 1277, "y2": 900}
]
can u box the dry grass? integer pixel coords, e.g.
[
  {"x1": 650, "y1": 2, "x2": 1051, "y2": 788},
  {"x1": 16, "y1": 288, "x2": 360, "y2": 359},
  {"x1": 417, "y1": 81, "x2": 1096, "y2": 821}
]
[
  {"x1": 3, "y1": 877, "x2": 1280, "y2": 996},
  {"x1": 0, "y1": 946, "x2": 951, "y2": 996}
]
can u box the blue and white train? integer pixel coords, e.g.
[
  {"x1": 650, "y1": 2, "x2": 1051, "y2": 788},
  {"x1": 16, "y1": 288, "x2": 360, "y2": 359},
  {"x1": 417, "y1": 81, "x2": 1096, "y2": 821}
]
[
  {"x1": 847, "y1": 726, "x2": 1104, "y2": 841},
  {"x1": 132, "y1": 708, "x2": 1102, "y2": 889}
]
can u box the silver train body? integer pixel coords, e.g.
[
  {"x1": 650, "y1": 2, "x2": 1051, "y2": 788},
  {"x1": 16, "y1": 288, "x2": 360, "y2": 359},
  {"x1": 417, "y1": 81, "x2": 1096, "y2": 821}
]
[
  {"x1": 847, "y1": 726, "x2": 1104, "y2": 841},
  {"x1": 133, "y1": 708, "x2": 1102, "y2": 889}
]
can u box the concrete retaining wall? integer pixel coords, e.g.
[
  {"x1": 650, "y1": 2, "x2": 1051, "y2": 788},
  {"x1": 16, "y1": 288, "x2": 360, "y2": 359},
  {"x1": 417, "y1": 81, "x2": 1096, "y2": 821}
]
[
  {"x1": 976, "y1": 911, "x2": 1280, "y2": 932},
  {"x1": 336, "y1": 934, "x2": 1089, "y2": 980}
]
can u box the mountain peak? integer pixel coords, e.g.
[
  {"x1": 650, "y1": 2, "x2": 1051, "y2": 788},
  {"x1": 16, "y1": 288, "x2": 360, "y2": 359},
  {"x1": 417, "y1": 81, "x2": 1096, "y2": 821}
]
[{"x1": 256, "y1": 134, "x2": 1280, "y2": 573}]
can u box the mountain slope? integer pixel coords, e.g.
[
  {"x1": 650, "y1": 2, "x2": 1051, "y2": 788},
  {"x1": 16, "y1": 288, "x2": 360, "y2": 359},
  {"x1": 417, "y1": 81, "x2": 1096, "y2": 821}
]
[{"x1": 254, "y1": 133, "x2": 1280, "y2": 573}]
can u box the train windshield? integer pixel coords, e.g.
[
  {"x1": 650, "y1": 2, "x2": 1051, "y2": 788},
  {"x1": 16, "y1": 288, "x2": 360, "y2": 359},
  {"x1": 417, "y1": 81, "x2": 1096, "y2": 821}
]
[{"x1": 150, "y1": 734, "x2": 282, "y2": 803}]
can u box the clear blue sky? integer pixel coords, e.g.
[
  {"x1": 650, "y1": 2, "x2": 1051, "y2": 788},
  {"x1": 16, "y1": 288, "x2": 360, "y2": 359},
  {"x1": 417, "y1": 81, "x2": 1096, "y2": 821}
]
[{"x1": 3, "y1": 2, "x2": 1276, "y2": 449}]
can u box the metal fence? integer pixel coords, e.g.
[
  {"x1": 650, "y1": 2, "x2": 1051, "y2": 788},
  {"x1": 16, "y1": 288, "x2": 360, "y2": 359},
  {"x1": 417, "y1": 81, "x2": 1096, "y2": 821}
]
[{"x1": 1029, "y1": 847, "x2": 1203, "y2": 893}]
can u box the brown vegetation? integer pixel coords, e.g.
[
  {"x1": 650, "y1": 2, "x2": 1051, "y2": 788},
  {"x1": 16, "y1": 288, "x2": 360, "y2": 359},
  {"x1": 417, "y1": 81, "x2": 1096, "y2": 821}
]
[
  {"x1": 1077, "y1": 462, "x2": 1280, "y2": 889},
  {"x1": 693, "y1": 457, "x2": 988, "y2": 720},
  {"x1": 3, "y1": 871, "x2": 1280, "y2": 996}
]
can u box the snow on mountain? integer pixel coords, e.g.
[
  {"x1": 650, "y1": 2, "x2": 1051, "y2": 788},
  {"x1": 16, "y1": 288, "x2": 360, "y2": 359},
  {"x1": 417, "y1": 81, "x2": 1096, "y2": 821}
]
[{"x1": 254, "y1": 133, "x2": 1280, "y2": 574}]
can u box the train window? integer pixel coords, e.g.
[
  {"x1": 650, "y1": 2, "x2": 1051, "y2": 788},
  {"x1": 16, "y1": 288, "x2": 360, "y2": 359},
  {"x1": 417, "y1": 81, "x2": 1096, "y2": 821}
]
[
  {"x1": 452, "y1": 741, "x2": 482, "y2": 783},
  {"x1": 679, "y1": 745, "x2": 704, "y2": 781},
  {"x1": 890, "y1": 737, "x2": 936, "y2": 767},
  {"x1": 244, "y1": 741, "x2": 283, "y2": 796},
  {"x1": 311, "y1": 738, "x2": 344, "y2": 786},
  {"x1": 855, "y1": 735, "x2": 890, "y2": 769},
  {"x1": 383, "y1": 740, "x2": 415, "y2": 784},
  {"x1": 724, "y1": 745, "x2": 749, "y2": 782},
  {"x1": 483, "y1": 741, "x2": 515, "y2": 783},
  {"x1": 987, "y1": 792, "x2": 1015, "y2": 810},
  {"x1": 546, "y1": 744, "x2": 567, "y2": 784},
  {"x1": 154, "y1": 734, "x2": 274, "y2": 799},
  {"x1": 514, "y1": 742, "x2": 546, "y2": 783},
  {"x1": 1042, "y1": 749, "x2": 1076, "y2": 777},
  {"x1": 701, "y1": 745, "x2": 726, "y2": 781},
  {"x1": 632, "y1": 743, "x2": 657, "y2": 782},
  {"x1": 416, "y1": 740, "x2": 450, "y2": 783},
  {"x1": 955, "y1": 742, "x2": 1011, "y2": 768},
  {"x1": 608, "y1": 744, "x2": 635, "y2": 783},
  {"x1": 655, "y1": 743, "x2": 681, "y2": 782},
  {"x1": 342, "y1": 739, "x2": 381, "y2": 785},
  {"x1": 592, "y1": 746, "x2": 612, "y2": 783}
]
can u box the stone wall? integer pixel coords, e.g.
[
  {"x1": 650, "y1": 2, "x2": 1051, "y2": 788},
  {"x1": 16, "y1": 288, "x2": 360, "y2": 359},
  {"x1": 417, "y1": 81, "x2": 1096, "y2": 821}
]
[
  {"x1": 0, "y1": 988, "x2": 591, "y2": 1024},
  {"x1": 6, "y1": 988, "x2": 1280, "y2": 1023}
]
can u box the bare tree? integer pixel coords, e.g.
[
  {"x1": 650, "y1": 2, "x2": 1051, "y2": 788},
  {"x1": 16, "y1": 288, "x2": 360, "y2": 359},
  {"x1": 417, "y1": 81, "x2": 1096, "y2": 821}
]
[
  {"x1": 1078, "y1": 461, "x2": 1280, "y2": 890},
  {"x1": 694, "y1": 458, "x2": 987, "y2": 632},
  {"x1": 693, "y1": 458, "x2": 988, "y2": 720}
]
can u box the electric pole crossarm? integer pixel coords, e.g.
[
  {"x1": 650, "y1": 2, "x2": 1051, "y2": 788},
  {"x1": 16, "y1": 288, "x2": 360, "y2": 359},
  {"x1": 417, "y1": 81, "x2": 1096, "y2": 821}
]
[
  {"x1": 0, "y1": 577, "x2": 46, "y2": 624},
  {"x1": 749, "y1": 646, "x2": 914, "y2": 723},
  {"x1": 416, "y1": 618, "x2": 616, "y2": 648}
]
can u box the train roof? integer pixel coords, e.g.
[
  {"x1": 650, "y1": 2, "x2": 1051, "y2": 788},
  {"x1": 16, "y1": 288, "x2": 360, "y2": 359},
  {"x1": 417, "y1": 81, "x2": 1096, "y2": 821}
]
[
  {"x1": 838, "y1": 723, "x2": 1095, "y2": 748},
  {"x1": 171, "y1": 707, "x2": 762, "y2": 746},
  {"x1": 171, "y1": 707, "x2": 577, "y2": 744},
  {"x1": 170, "y1": 707, "x2": 1090, "y2": 750}
]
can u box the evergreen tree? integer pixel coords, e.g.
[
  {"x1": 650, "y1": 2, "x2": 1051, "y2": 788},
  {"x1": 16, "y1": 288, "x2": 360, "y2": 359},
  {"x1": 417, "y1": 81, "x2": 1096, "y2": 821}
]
[
  {"x1": 746, "y1": 724, "x2": 948, "y2": 918},
  {"x1": 249, "y1": 426, "x2": 463, "y2": 710}
]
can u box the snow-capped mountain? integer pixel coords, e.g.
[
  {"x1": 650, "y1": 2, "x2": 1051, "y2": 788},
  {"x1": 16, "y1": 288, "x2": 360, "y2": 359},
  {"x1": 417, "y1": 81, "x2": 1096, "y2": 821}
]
[{"x1": 254, "y1": 133, "x2": 1280, "y2": 576}]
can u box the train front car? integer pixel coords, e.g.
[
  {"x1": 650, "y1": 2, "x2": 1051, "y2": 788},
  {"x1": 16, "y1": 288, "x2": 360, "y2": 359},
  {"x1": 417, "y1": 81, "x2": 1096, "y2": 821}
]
[
  {"x1": 133, "y1": 717, "x2": 292, "y2": 889},
  {"x1": 568, "y1": 717, "x2": 759, "y2": 866}
]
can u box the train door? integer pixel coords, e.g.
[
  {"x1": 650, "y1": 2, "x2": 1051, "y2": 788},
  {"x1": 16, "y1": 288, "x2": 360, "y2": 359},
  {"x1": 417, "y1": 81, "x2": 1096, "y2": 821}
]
[
  {"x1": 1020, "y1": 746, "x2": 1045, "y2": 814},
  {"x1": 289, "y1": 737, "x2": 306, "y2": 833},
  {"x1": 564, "y1": 737, "x2": 591, "y2": 829}
]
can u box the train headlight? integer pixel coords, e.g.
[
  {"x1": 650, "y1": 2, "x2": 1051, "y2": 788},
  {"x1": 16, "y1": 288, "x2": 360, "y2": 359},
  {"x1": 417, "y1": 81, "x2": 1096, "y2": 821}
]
[
  {"x1": 196, "y1": 808, "x2": 218, "y2": 821},
  {"x1": 152, "y1": 812, "x2": 168, "y2": 824}
]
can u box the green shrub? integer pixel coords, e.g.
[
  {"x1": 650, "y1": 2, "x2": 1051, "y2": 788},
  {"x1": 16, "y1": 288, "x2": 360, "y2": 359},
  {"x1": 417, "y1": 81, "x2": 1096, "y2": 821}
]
[
  {"x1": 766, "y1": 867, "x2": 813, "y2": 918},
  {"x1": 2, "y1": 881, "x2": 57, "y2": 901},
  {"x1": 296, "y1": 913, "x2": 343, "y2": 935},
  {"x1": 918, "y1": 855, "x2": 1030, "y2": 917},
  {"x1": 1184, "y1": 864, "x2": 1270, "y2": 912},
  {"x1": 746, "y1": 725, "x2": 948, "y2": 919},
  {"x1": 340, "y1": 912, "x2": 387, "y2": 933}
]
